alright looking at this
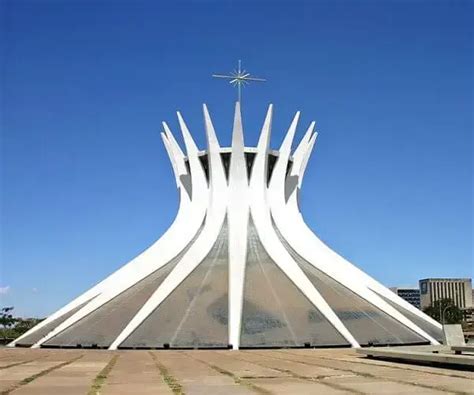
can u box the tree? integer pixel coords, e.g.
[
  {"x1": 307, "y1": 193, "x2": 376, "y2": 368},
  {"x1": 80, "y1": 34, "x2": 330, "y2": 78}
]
[
  {"x1": 14, "y1": 318, "x2": 43, "y2": 334},
  {"x1": 423, "y1": 298, "x2": 463, "y2": 324},
  {"x1": 0, "y1": 307, "x2": 17, "y2": 340},
  {"x1": 0, "y1": 307, "x2": 16, "y2": 328},
  {"x1": 0, "y1": 307, "x2": 44, "y2": 341}
]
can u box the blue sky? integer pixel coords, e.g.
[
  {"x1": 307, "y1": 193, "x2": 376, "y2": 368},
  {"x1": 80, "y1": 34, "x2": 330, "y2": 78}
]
[{"x1": 1, "y1": 1, "x2": 472, "y2": 317}]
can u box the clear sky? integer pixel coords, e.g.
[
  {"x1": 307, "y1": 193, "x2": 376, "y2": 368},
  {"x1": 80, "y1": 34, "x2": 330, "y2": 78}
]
[{"x1": 1, "y1": 1, "x2": 472, "y2": 317}]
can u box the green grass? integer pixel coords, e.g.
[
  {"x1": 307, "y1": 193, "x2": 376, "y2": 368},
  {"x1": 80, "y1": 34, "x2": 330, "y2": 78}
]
[
  {"x1": 149, "y1": 352, "x2": 184, "y2": 395},
  {"x1": 185, "y1": 353, "x2": 272, "y2": 395},
  {"x1": 0, "y1": 358, "x2": 42, "y2": 370},
  {"x1": 88, "y1": 354, "x2": 119, "y2": 395},
  {"x1": 1, "y1": 355, "x2": 83, "y2": 395}
]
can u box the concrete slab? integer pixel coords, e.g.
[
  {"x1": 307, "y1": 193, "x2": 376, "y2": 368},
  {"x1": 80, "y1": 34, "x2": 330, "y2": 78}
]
[
  {"x1": 246, "y1": 377, "x2": 351, "y2": 394},
  {"x1": 0, "y1": 351, "x2": 83, "y2": 393},
  {"x1": 443, "y1": 324, "x2": 466, "y2": 346},
  {"x1": 323, "y1": 375, "x2": 447, "y2": 394},
  {"x1": 339, "y1": 354, "x2": 474, "y2": 379},
  {"x1": 0, "y1": 349, "x2": 47, "y2": 368},
  {"x1": 357, "y1": 347, "x2": 474, "y2": 368},
  {"x1": 453, "y1": 345, "x2": 474, "y2": 355},
  {"x1": 191, "y1": 350, "x2": 288, "y2": 378},
  {"x1": 12, "y1": 352, "x2": 111, "y2": 395},
  {"x1": 281, "y1": 350, "x2": 474, "y2": 393},
  {"x1": 0, "y1": 359, "x2": 71, "y2": 393},
  {"x1": 1, "y1": 348, "x2": 473, "y2": 394},
  {"x1": 102, "y1": 352, "x2": 172, "y2": 395},
  {"x1": 152, "y1": 351, "x2": 252, "y2": 394},
  {"x1": 236, "y1": 350, "x2": 343, "y2": 378}
]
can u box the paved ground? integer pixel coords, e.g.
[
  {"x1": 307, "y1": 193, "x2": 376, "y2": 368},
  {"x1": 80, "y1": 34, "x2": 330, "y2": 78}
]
[{"x1": 0, "y1": 348, "x2": 473, "y2": 394}]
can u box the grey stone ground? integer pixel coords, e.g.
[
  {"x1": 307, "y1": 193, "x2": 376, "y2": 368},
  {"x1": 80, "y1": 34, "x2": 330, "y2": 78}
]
[{"x1": 0, "y1": 348, "x2": 473, "y2": 394}]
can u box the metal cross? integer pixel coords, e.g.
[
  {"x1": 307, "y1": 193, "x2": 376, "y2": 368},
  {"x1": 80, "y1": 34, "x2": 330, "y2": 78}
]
[{"x1": 212, "y1": 60, "x2": 266, "y2": 103}]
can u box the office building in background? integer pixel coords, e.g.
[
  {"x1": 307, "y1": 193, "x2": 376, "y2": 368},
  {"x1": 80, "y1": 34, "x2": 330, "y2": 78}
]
[
  {"x1": 390, "y1": 287, "x2": 421, "y2": 309},
  {"x1": 419, "y1": 278, "x2": 472, "y2": 310}
]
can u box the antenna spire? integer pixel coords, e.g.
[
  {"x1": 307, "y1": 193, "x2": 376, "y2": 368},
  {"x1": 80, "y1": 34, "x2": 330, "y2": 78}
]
[{"x1": 212, "y1": 60, "x2": 266, "y2": 103}]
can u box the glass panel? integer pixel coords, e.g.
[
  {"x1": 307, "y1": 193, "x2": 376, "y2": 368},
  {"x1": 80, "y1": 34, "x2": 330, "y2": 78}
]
[
  {"x1": 297, "y1": 260, "x2": 427, "y2": 346},
  {"x1": 121, "y1": 220, "x2": 229, "y2": 349},
  {"x1": 273, "y1": 224, "x2": 428, "y2": 346},
  {"x1": 15, "y1": 299, "x2": 93, "y2": 346},
  {"x1": 376, "y1": 293, "x2": 443, "y2": 341},
  {"x1": 240, "y1": 218, "x2": 348, "y2": 348},
  {"x1": 43, "y1": 222, "x2": 204, "y2": 348},
  {"x1": 244, "y1": 152, "x2": 255, "y2": 180}
]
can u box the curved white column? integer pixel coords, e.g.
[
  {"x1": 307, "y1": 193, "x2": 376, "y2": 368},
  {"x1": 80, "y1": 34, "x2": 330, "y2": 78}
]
[
  {"x1": 289, "y1": 131, "x2": 440, "y2": 331},
  {"x1": 31, "y1": 119, "x2": 208, "y2": 348},
  {"x1": 249, "y1": 105, "x2": 359, "y2": 348},
  {"x1": 269, "y1": 129, "x2": 440, "y2": 344},
  {"x1": 16, "y1": 103, "x2": 440, "y2": 351},
  {"x1": 109, "y1": 104, "x2": 228, "y2": 350},
  {"x1": 297, "y1": 135, "x2": 440, "y2": 332},
  {"x1": 227, "y1": 102, "x2": 249, "y2": 350},
  {"x1": 12, "y1": 126, "x2": 193, "y2": 348},
  {"x1": 163, "y1": 121, "x2": 185, "y2": 159}
]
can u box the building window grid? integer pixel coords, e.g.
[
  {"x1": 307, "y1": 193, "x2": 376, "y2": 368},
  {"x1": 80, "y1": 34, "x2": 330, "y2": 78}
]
[
  {"x1": 453, "y1": 282, "x2": 456, "y2": 303},
  {"x1": 429, "y1": 282, "x2": 433, "y2": 305},
  {"x1": 456, "y1": 283, "x2": 461, "y2": 306},
  {"x1": 457, "y1": 282, "x2": 461, "y2": 306},
  {"x1": 421, "y1": 279, "x2": 471, "y2": 310}
]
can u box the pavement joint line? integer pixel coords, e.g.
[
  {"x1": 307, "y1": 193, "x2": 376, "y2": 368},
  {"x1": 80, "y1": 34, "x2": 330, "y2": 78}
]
[
  {"x1": 237, "y1": 352, "x2": 364, "y2": 395},
  {"x1": 339, "y1": 355, "x2": 474, "y2": 380},
  {"x1": 184, "y1": 352, "x2": 273, "y2": 395},
  {"x1": 274, "y1": 351, "x2": 470, "y2": 395},
  {"x1": 87, "y1": 354, "x2": 120, "y2": 395},
  {"x1": 148, "y1": 351, "x2": 184, "y2": 395},
  {"x1": 292, "y1": 352, "x2": 474, "y2": 387},
  {"x1": 213, "y1": 350, "x2": 287, "y2": 379},
  {"x1": 0, "y1": 357, "x2": 45, "y2": 370},
  {"x1": 0, "y1": 354, "x2": 84, "y2": 395}
]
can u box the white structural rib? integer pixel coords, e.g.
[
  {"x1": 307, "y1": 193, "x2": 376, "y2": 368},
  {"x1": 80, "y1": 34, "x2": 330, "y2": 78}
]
[
  {"x1": 289, "y1": 132, "x2": 440, "y2": 331},
  {"x1": 292, "y1": 121, "x2": 315, "y2": 168},
  {"x1": 249, "y1": 105, "x2": 359, "y2": 347},
  {"x1": 227, "y1": 102, "x2": 249, "y2": 349},
  {"x1": 16, "y1": 103, "x2": 441, "y2": 351},
  {"x1": 163, "y1": 121, "x2": 186, "y2": 159},
  {"x1": 269, "y1": 128, "x2": 440, "y2": 345},
  {"x1": 30, "y1": 119, "x2": 208, "y2": 349},
  {"x1": 162, "y1": 122, "x2": 188, "y2": 190},
  {"x1": 9, "y1": 286, "x2": 99, "y2": 347},
  {"x1": 13, "y1": 124, "x2": 195, "y2": 348},
  {"x1": 269, "y1": 111, "x2": 300, "y2": 194},
  {"x1": 109, "y1": 104, "x2": 227, "y2": 350},
  {"x1": 162, "y1": 132, "x2": 185, "y2": 190},
  {"x1": 293, "y1": 135, "x2": 441, "y2": 336}
]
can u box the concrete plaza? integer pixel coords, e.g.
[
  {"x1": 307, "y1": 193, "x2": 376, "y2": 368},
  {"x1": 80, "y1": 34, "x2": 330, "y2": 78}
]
[{"x1": 0, "y1": 347, "x2": 473, "y2": 394}]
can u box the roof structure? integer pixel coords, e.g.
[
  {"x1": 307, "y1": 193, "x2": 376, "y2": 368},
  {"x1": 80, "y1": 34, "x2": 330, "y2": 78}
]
[{"x1": 10, "y1": 103, "x2": 443, "y2": 350}]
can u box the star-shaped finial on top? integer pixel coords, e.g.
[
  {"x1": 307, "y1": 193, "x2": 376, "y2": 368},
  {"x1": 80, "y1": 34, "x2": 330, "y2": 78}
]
[{"x1": 212, "y1": 60, "x2": 266, "y2": 103}]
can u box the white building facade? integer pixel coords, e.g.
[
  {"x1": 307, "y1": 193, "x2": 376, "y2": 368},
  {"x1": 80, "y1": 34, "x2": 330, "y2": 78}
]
[
  {"x1": 11, "y1": 103, "x2": 443, "y2": 350},
  {"x1": 419, "y1": 278, "x2": 472, "y2": 310}
]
